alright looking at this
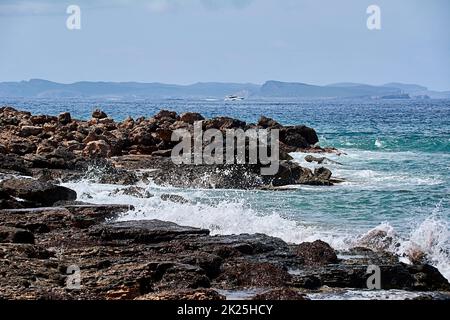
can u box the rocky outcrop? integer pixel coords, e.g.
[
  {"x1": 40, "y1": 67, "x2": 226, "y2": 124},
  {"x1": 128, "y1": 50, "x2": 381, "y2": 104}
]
[
  {"x1": 0, "y1": 206, "x2": 448, "y2": 300},
  {"x1": 0, "y1": 180, "x2": 448, "y2": 300},
  {"x1": 0, "y1": 178, "x2": 77, "y2": 208},
  {"x1": 293, "y1": 240, "x2": 338, "y2": 265},
  {"x1": 0, "y1": 107, "x2": 337, "y2": 188}
]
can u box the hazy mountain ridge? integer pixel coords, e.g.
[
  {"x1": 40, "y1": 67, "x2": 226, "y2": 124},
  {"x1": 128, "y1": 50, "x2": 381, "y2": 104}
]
[{"x1": 0, "y1": 79, "x2": 448, "y2": 99}]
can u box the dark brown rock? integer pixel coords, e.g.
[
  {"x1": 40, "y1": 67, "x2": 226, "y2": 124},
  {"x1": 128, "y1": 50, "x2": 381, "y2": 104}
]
[
  {"x1": 0, "y1": 226, "x2": 35, "y2": 244},
  {"x1": 92, "y1": 109, "x2": 108, "y2": 119},
  {"x1": 58, "y1": 112, "x2": 72, "y2": 125},
  {"x1": 179, "y1": 112, "x2": 205, "y2": 124},
  {"x1": 0, "y1": 178, "x2": 77, "y2": 207},
  {"x1": 294, "y1": 240, "x2": 338, "y2": 265}
]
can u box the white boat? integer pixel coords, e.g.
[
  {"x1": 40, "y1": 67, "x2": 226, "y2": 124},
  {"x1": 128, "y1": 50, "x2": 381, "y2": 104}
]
[{"x1": 224, "y1": 94, "x2": 245, "y2": 101}]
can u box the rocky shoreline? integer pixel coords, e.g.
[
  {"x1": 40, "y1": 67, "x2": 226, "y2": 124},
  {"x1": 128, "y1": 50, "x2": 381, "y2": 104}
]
[{"x1": 1, "y1": 107, "x2": 450, "y2": 300}]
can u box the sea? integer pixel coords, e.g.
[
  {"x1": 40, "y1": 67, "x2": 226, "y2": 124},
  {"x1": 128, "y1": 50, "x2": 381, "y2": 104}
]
[{"x1": 1, "y1": 97, "x2": 449, "y2": 285}]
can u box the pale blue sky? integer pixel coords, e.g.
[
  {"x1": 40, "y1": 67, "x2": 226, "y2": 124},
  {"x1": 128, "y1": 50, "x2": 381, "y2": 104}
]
[{"x1": 1, "y1": 0, "x2": 449, "y2": 90}]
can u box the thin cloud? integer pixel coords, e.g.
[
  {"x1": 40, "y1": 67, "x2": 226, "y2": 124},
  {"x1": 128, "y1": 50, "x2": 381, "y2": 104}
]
[{"x1": 0, "y1": 0, "x2": 254, "y2": 16}]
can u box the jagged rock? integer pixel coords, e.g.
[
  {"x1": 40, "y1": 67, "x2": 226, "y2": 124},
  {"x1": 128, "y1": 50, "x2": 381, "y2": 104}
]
[
  {"x1": 110, "y1": 186, "x2": 153, "y2": 198},
  {"x1": 92, "y1": 109, "x2": 108, "y2": 119},
  {"x1": 179, "y1": 112, "x2": 205, "y2": 124},
  {"x1": 160, "y1": 194, "x2": 189, "y2": 204},
  {"x1": 204, "y1": 117, "x2": 246, "y2": 130},
  {"x1": 215, "y1": 261, "x2": 292, "y2": 289},
  {"x1": 19, "y1": 126, "x2": 43, "y2": 137},
  {"x1": 293, "y1": 240, "x2": 338, "y2": 265},
  {"x1": 257, "y1": 116, "x2": 282, "y2": 129},
  {"x1": 0, "y1": 154, "x2": 31, "y2": 175},
  {"x1": 0, "y1": 178, "x2": 77, "y2": 207},
  {"x1": 154, "y1": 110, "x2": 177, "y2": 120},
  {"x1": 58, "y1": 112, "x2": 72, "y2": 125},
  {"x1": 305, "y1": 155, "x2": 343, "y2": 165},
  {"x1": 83, "y1": 140, "x2": 111, "y2": 158},
  {"x1": 314, "y1": 167, "x2": 332, "y2": 181}
]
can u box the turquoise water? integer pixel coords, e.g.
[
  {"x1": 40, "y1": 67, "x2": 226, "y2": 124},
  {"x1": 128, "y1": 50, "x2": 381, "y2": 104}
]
[{"x1": 2, "y1": 98, "x2": 450, "y2": 278}]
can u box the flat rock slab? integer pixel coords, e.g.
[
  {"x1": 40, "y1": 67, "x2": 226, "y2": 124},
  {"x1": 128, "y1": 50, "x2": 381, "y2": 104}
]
[{"x1": 90, "y1": 219, "x2": 210, "y2": 243}]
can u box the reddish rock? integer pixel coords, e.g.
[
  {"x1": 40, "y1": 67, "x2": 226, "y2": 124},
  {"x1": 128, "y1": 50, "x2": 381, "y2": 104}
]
[
  {"x1": 294, "y1": 240, "x2": 338, "y2": 265},
  {"x1": 83, "y1": 140, "x2": 111, "y2": 158},
  {"x1": 180, "y1": 112, "x2": 205, "y2": 124}
]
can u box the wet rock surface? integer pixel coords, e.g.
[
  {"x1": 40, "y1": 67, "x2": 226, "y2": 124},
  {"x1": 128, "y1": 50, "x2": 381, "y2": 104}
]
[{"x1": 0, "y1": 181, "x2": 449, "y2": 300}]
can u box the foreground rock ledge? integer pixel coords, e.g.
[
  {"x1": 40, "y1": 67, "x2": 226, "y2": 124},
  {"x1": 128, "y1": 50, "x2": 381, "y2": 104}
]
[{"x1": 0, "y1": 201, "x2": 449, "y2": 300}]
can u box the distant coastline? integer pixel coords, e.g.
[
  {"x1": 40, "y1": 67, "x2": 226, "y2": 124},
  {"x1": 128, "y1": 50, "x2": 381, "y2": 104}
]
[{"x1": 1, "y1": 79, "x2": 449, "y2": 100}]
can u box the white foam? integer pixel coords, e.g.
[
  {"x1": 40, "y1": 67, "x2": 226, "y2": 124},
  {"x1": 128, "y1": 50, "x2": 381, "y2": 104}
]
[{"x1": 61, "y1": 180, "x2": 449, "y2": 282}]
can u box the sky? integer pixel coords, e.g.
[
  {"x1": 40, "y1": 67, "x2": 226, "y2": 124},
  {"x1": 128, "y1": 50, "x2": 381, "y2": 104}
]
[{"x1": 0, "y1": 0, "x2": 449, "y2": 91}]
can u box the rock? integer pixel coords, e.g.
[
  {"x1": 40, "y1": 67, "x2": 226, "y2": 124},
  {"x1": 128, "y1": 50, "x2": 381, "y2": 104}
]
[
  {"x1": 357, "y1": 229, "x2": 395, "y2": 252},
  {"x1": 154, "y1": 110, "x2": 177, "y2": 120},
  {"x1": 90, "y1": 220, "x2": 210, "y2": 243},
  {"x1": 251, "y1": 288, "x2": 309, "y2": 300},
  {"x1": 83, "y1": 140, "x2": 111, "y2": 158},
  {"x1": 215, "y1": 261, "x2": 292, "y2": 289},
  {"x1": 305, "y1": 155, "x2": 343, "y2": 165},
  {"x1": 160, "y1": 194, "x2": 189, "y2": 204},
  {"x1": 269, "y1": 161, "x2": 313, "y2": 187},
  {"x1": 314, "y1": 167, "x2": 332, "y2": 181},
  {"x1": 58, "y1": 112, "x2": 72, "y2": 125},
  {"x1": 136, "y1": 289, "x2": 225, "y2": 300},
  {"x1": 19, "y1": 126, "x2": 43, "y2": 137},
  {"x1": 155, "y1": 128, "x2": 173, "y2": 143},
  {"x1": 0, "y1": 178, "x2": 77, "y2": 207},
  {"x1": 204, "y1": 117, "x2": 246, "y2": 130},
  {"x1": 179, "y1": 112, "x2": 205, "y2": 124},
  {"x1": 110, "y1": 187, "x2": 153, "y2": 198},
  {"x1": 92, "y1": 109, "x2": 108, "y2": 119},
  {"x1": 7, "y1": 140, "x2": 36, "y2": 155},
  {"x1": 0, "y1": 154, "x2": 31, "y2": 174},
  {"x1": 257, "y1": 116, "x2": 282, "y2": 129},
  {"x1": 293, "y1": 240, "x2": 338, "y2": 265},
  {"x1": 280, "y1": 126, "x2": 319, "y2": 148},
  {"x1": 151, "y1": 149, "x2": 172, "y2": 157},
  {"x1": 0, "y1": 226, "x2": 35, "y2": 244}
]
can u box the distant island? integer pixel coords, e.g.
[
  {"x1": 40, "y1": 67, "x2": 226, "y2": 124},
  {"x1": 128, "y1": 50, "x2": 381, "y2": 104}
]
[{"x1": 0, "y1": 79, "x2": 449, "y2": 100}]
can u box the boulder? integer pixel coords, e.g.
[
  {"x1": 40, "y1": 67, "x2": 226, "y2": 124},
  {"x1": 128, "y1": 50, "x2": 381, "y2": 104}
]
[
  {"x1": 257, "y1": 116, "x2": 282, "y2": 129},
  {"x1": 314, "y1": 167, "x2": 332, "y2": 181},
  {"x1": 0, "y1": 178, "x2": 77, "y2": 207},
  {"x1": 179, "y1": 112, "x2": 205, "y2": 124},
  {"x1": 92, "y1": 109, "x2": 108, "y2": 119},
  {"x1": 154, "y1": 110, "x2": 177, "y2": 120},
  {"x1": 215, "y1": 261, "x2": 292, "y2": 289},
  {"x1": 0, "y1": 226, "x2": 35, "y2": 244},
  {"x1": 204, "y1": 117, "x2": 246, "y2": 130},
  {"x1": 58, "y1": 112, "x2": 72, "y2": 125},
  {"x1": 83, "y1": 140, "x2": 111, "y2": 158},
  {"x1": 293, "y1": 240, "x2": 338, "y2": 265}
]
